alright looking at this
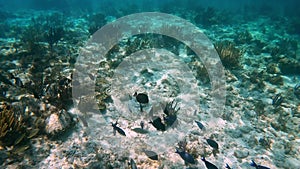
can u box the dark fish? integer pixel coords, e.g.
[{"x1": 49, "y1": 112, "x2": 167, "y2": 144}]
[
  {"x1": 195, "y1": 120, "x2": 205, "y2": 130},
  {"x1": 294, "y1": 83, "x2": 300, "y2": 99},
  {"x1": 132, "y1": 127, "x2": 149, "y2": 134},
  {"x1": 250, "y1": 160, "x2": 270, "y2": 169},
  {"x1": 225, "y1": 163, "x2": 231, "y2": 169},
  {"x1": 149, "y1": 117, "x2": 166, "y2": 131},
  {"x1": 59, "y1": 77, "x2": 69, "y2": 86},
  {"x1": 134, "y1": 92, "x2": 149, "y2": 111},
  {"x1": 140, "y1": 121, "x2": 145, "y2": 129},
  {"x1": 134, "y1": 92, "x2": 149, "y2": 103},
  {"x1": 88, "y1": 73, "x2": 95, "y2": 80},
  {"x1": 14, "y1": 77, "x2": 23, "y2": 87},
  {"x1": 201, "y1": 157, "x2": 218, "y2": 169},
  {"x1": 111, "y1": 121, "x2": 126, "y2": 136},
  {"x1": 163, "y1": 114, "x2": 177, "y2": 127},
  {"x1": 206, "y1": 139, "x2": 219, "y2": 149},
  {"x1": 272, "y1": 93, "x2": 283, "y2": 107},
  {"x1": 143, "y1": 150, "x2": 158, "y2": 160},
  {"x1": 130, "y1": 159, "x2": 137, "y2": 169},
  {"x1": 175, "y1": 148, "x2": 196, "y2": 164}
]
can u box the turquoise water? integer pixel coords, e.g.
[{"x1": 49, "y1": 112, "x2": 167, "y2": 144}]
[{"x1": 0, "y1": 1, "x2": 299, "y2": 169}]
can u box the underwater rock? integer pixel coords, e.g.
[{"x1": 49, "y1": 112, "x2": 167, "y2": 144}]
[
  {"x1": 234, "y1": 149, "x2": 249, "y2": 159},
  {"x1": 45, "y1": 109, "x2": 73, "y2": 136}
]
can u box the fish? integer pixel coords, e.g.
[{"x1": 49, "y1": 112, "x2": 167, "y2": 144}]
[
  {"x1": 140, "y1": 121, "x2": 145, "y2": 129},
  {"x1": 250, "y1": 160, "x2": 270, "y2": 169},
  {"x1": 225, "y1": 163, "x2": 231, "y2": 169},
  {"x1": 149, "y1": 116, "x2": 166, "y2": 131},
  {"x1": 294, "y1": 83, "x2": 300, "y2": 99},
  {"x1": 206, "y1": 139, "x2": 219, "y2": 150},
  {"x1": 272, "y1": 93, "x2": 283, "y2": 107},
  {"x1": 132, "y1": 127, "x2": 149, "y2": 134},
  {"x1": 111, "y1": 121, "x2": 126, "y2": 136},
  {"x1": 195, "y1": 120, "x2": 205, "y2": 130},
  {"x1": 14, "y1": 77, "x2": 23, "y2": 88},
  {"x1": 130, "y1": 159, "x2": 137, "y2": 169},
  {"x1": 134, "y1": 92, "x2": 149, "y2": 111},
  {"x1": 175, "y1": 148, "x2": 196, "y2": 164},
  {"x1": 134, "y1": 92, "x2": 149, "y2": 103},
  {"x1": 143, "y1": 150, "x2": 158, "y2": 160},
  {"x1": 163, "y1": 114, "x2": 177, "y2": 127},
  {"x1": 201, "y1": 157, "x2": 218, "y2": 169}
]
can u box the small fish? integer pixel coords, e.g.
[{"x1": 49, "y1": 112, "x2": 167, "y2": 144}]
[
  {"x1": 201, "y1": 157, "x2": 218, "y2": 169},
  {"x1": 14, "y1": 77, "x2": 23, "y2": 88},
  {"x1": 195, "y1": 120, "x2": 205, "y2": 130},
  {"x1": 140, "y1": 121, "x2": 145, "y2": 129},
  {"x1": 272, "y1": 93, "x2": 283, "y2": 107},
  {"x1": 294, "y1": 83, "x2": 300, "y2": 99},
  {"x1": 206, "y1": 139, "x2": 219, "y2": 150},
  {"x1": 175, "y1": 148, "x2": 196, "y2": 164},
  {"x1": 149, "y1": 116, "x2": 166, "y2": 131},
  {"x1": 111, "y1": 121, "x2": 126, "y2": 136},
  {"x1": 88, "y1": 73, "x2": 95, "y2": 80},
  {"x1": 129, "y1": 159, "x2": 137, "y2": 169},
  {"x1": 225, "y1": 163, "x2": 231, "y2": 169},
  {"x1": 143, "y1": 150, "x2": 158, "y2": 160},
  {"x1": 132, "y1": 127, "x2": 149, "y2": 134},
  {"x1": 250, "y1": 160, "x2": 270, "y2": 169}
]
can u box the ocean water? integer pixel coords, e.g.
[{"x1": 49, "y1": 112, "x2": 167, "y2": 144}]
[{"x1": 0, "y1": 0, "x2": 299, "y2": 169}]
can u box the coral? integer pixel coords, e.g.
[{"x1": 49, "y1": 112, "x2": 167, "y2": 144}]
[
  {"x1": 214, "y1": 41, "x2": 242, "y2": 69},
  {"x1": 0, "y1": 104, "x2": 40, "y2": 158},
  {"x1": 0, "y1": 105, "x2": 27, "y2": 148},
  {"x1": 44, "y1": 26, "x2": 64, "y2": 49}
]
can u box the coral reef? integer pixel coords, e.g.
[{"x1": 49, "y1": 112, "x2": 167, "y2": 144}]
[
  {"x1": 0, "y1": 104, "x2": 40, "y2": 157},
  {"x1": 214, "y1": 41, "x2": 242, "y2": 69}
]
